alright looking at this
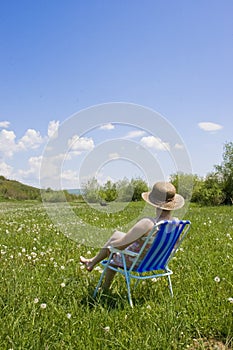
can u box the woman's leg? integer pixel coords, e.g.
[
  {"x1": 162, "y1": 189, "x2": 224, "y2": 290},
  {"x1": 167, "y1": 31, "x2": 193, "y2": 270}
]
[
  {"x1": 80, "y1": 230, "x2": 125, "y2": 272},
  {"x1": 102, "y1": 268, "x2": 117, "y2": 290}
]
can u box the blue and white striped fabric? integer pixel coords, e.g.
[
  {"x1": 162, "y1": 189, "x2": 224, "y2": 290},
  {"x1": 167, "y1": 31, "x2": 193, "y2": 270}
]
[{"x1": 136, "y1": 220, "x2": 190, "y2": 272}]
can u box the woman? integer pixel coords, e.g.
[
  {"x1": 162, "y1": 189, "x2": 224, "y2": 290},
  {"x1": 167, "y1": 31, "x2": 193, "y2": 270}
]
[{"x1": 80, "y1": 181, "x2": 184, "y2": 290}]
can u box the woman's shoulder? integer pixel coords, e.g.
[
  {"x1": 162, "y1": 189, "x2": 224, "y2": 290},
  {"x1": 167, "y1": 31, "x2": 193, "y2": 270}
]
[{"x1": 137, "y1": 217, "x2": 155, "y2": 230}]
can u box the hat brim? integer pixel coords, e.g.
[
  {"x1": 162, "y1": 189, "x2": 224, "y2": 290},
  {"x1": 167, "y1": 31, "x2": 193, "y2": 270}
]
[{"x1": 141, "y1": 191, "x2": 184, "y2": 210}]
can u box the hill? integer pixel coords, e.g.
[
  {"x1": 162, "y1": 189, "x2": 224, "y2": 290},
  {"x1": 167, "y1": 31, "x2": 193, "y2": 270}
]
[
  {"x1": 0, "y1": 176, "x2": 82, "y2": 202},
  {"x1": 0, "y1": 175, "x2": 41, "y2": 200}
]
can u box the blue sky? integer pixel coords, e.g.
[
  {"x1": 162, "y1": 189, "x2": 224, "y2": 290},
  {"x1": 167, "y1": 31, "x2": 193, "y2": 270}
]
[{"x1": 0, "y1": 0, "x2": 232, "y2": 189}]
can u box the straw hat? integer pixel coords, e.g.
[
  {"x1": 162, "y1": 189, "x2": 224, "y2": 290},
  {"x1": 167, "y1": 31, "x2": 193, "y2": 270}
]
[{"x1": 142, "y1": 182, "x2": 184, "y2": 210}]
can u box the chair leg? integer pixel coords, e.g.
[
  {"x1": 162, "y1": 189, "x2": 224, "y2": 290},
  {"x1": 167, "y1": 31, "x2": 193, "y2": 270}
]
[
  {"x1": 93, "y1": 265, "x2": 107, "y2": 298},
  {"x1": 125, "y1": 273, "x2": 133, "y2": 307},
  {"x1": 167, "y1": 275, "x2": 173, "y2": 297}
]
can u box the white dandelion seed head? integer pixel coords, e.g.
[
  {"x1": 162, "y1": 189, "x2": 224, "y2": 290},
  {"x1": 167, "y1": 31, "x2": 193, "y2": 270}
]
[
  {"x1": 103, "y1": 326, "x2": 110, "y2": 332},
  {"x1": 214, "y1": 276, "x2": 220, "y2": 283}
]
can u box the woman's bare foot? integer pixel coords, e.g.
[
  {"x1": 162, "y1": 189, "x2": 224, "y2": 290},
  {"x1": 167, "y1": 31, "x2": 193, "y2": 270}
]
[{"x1": 80, "y1": 256, "x2": 94, "y2": 272}]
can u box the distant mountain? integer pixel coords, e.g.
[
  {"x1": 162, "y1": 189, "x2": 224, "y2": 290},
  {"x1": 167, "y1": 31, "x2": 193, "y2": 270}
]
[
  {"x1": 0, "y1": 175, "x2": 41, "y2": 200},
  {"x1": 66, "y1": 189, "x2": 81, "y2": 195}
]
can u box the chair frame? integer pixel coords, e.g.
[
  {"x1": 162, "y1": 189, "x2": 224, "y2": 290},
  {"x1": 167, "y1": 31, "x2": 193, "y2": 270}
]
[{"x1": 93, "y1": 220, "x2": 191, "y2": 307}]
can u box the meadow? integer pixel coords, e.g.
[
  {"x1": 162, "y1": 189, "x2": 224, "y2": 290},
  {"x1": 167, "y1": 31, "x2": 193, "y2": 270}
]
[{"x1": 0, "y1": 201, "x2": 232, "y2": 350}]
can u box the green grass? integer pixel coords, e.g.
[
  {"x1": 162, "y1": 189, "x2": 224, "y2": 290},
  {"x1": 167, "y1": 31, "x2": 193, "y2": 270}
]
[{"x1": 0, "y1": 202, "x2": 232, "y2": 349}]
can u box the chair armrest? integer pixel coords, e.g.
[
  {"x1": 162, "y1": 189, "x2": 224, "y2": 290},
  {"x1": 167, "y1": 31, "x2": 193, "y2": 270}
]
[{"x1": 108, "y1": 246, "x2": 139, "y2": 257}]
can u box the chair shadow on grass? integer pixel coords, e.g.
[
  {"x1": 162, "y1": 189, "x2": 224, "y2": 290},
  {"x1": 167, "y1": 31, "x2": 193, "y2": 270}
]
[
  {"x1": 79, "y1": 284, "x2": 129, "y2": 310},
  {"x1": 78, "y1": 280, "x2": 164, "y2": 310}
]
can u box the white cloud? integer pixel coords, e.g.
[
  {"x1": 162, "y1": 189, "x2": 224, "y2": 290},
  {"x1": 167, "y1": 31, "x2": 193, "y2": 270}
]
[
  {"x1": 140, "y1": 136, "x2": 170, "y2": 151},
  {"x1": 0, "y1": 129, "x2": 17, "y2": 157},
  {"x1": 96, "y1": 172, "x2": 115, "y2": 186},
  {"x1": 125, "y1": 130, "x2": 146, "y2": 138},
  {"x1": 0, "y1": 161, "x2": 13, "y2": 178},
  {"x1": 99, "y1": 123, "x2": 115, "y2": 130},
  {"x1": 198, "y1": 122, "x2": 223, "y2": 132},
  {"x1": 109, "y1": 152, "x2": 120, "y2": 160},
  {"x1": 48, "y1": 120, "x2": 59, "y2": 139},
  {"x1": 174, "y1": 143, "x2": 184, "y2": 150},
  {"x1": 18, "y1": 129, "x2": 44, "y2": 150},
  {"x1": 0, "y1": 121, "x2": 10, "y2": 128},
  {"x1": 61, "y1": 169, "x2": 80, "y2": 189},
  {"x1": 18, "y1": 156, "x2": 42, "y2": 178},
  {"x1": 68, "y1": 135, "x2": 94, "y2": 154},
  {"x1": 0, "y1": 127, "x2": 45, "y2": 159}
]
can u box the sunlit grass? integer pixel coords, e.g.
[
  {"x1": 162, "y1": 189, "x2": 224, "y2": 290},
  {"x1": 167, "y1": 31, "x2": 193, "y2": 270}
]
[{"x1": 0, "y1": 202, "x2": 232, "y2": 349}]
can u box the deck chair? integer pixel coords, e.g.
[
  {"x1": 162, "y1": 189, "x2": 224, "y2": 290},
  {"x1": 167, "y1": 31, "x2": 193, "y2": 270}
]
[{"x1": 93, "y1": 220, "x2": 191, "y2": 307}]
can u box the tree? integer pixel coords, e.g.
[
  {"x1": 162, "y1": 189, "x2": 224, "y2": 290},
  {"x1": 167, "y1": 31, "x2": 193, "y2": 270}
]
[
  {"x1": 101, "y1": 180, "x2": 117, "y2": 202},
  {"x1": 116, "y1": 178, "x2": 134, "y2": 202},
  {"x1": 192, "y1": 173, "x2": 225, "y2": 205},
  {"x1": 82, "y1": 178, "x2": 100, "y2": 203},
  {"x1": 214, "y1": 142, "x2": 233, "y2": 204},
  {"x1": 170, "y1": 172, "x2": 197, "y2": 201},
  {"x1": 82, "y1": 177, "x2": 149, "y2": 203},
  {"x1": 131, "y1": 178, "x2": 148, "y2": 201}
]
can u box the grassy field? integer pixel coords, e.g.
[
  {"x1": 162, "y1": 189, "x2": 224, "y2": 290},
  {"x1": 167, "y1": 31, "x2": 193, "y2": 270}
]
[{"x1": 0, "y1": 201, "x2": 232, "y2": 349}]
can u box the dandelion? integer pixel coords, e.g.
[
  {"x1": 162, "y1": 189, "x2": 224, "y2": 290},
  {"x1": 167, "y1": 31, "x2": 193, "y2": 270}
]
[
  {"x1": 214, "y1": 276, "x2": 220, "y2": 283},
  {"x1": 227, "y1": 297, "x2": 233, "y2": 304},
  {"x1": 60, "y1": 282, "x2": 66, "y2": 288},
  {"x1": 151, "y1": 277, "x2": 159, "y2": 283},
  {"x1": 40, "y1": 303, "x2": 47, "y2": 309},
  {"x1": 94, "y1": 266, "x2": 101, "y2": 271},
  {"x1": 34, "y1": 298, "x2": 39, "y2": 304},
  {"x1": 103, "y1": 326, "x2": 110, "y2": 332},
  {"x1": 60, "y1": 265, "x2": 65, "y2": 270},
  {"x1": 147, "y1": 305, "x2": 152, "y2": 310},
  {"x1": 67, "y1": 313, "x2": 72, "y2": 319}
]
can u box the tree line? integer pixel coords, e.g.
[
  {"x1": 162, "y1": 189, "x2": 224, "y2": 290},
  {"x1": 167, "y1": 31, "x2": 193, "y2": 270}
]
[
  {"x1": 82, "y1": 177, "x2": 148, "y2": 204},
  {"x1": 83, "y1": 142, "x2": 233, "y2": 206}
]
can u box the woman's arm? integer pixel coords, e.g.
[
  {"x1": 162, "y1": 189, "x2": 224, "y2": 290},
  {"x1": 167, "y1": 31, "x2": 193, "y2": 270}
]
[{"x1": 110, "y1": 218, "x2": 154, "y2": 249}]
